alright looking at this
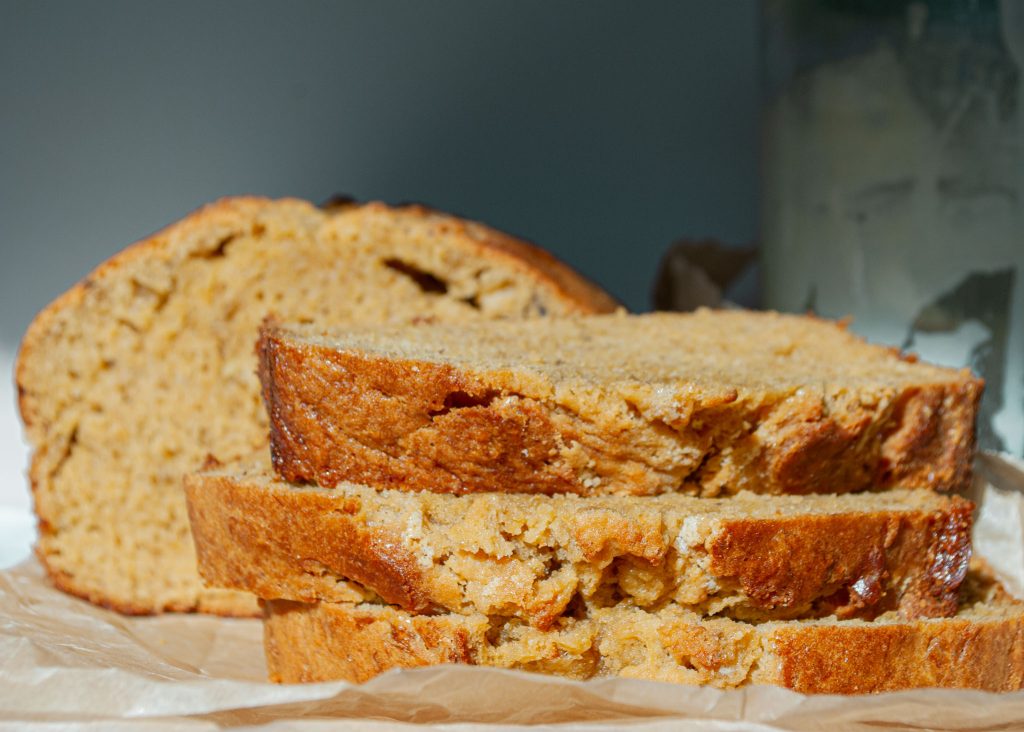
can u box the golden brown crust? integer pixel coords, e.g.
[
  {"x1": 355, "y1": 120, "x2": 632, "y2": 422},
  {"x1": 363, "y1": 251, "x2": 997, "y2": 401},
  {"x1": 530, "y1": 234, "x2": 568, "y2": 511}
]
[
  {"x1": 185, "y1": 471, "x2": 972, "y2": 626},
  {"x1": 263, "y1": 599, "x2": 485, "y2": 684},
  {"x1": 185, "y1": 474, "x2": 433, "y2": 613},
  {"x1": 766, "y1": 614, "x2": 1024, "y2": 693},
  {"x1": 259, "y1": 340, "x2": 580, "y2": 495},
  {"x1": 261, "y1": 596, "x2": 1024, "y2": 692},
  {"x1": 18, "y1": 196, "x2": 615, "y2": 615},
  {"x1": 709, "y1": 500, "x2": 972, "y2": 619},
  {"x1": 878, "y1": 382, "x2": 981, "y2": 498},
  {"x1": 259, "y1": 317, "x2": 982, "y2": 497}
]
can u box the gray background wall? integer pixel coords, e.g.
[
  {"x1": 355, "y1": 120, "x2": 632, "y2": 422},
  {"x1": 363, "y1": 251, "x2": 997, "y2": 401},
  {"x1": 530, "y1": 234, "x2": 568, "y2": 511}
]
[{"x1": 0, "y1": 0, "x2": 759, "y2": 348}]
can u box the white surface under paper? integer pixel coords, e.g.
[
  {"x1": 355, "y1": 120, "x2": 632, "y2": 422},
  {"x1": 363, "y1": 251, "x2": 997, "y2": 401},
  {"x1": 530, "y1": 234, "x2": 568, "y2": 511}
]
[
  {"x1": 0, "y1": 453, "x2": 1023, "y2": 730},
  {"x1": 0, "y1": 349, "x2": 34, "y2": 569}
]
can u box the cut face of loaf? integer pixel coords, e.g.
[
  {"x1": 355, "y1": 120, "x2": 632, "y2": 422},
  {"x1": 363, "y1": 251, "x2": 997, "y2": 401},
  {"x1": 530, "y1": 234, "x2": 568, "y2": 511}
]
[
  {"x1": 16, "y1": 197, "x2": 616, "y2": 615},
  {"x1": 261, "y1": 571, "x2": 1024, "y2": 692},
  {"x1": 259, "y1": 313, "x2": 982, "y2": 497},
  {"x1": 184, "y1": 468, "x2": 972, "y2": 626}
]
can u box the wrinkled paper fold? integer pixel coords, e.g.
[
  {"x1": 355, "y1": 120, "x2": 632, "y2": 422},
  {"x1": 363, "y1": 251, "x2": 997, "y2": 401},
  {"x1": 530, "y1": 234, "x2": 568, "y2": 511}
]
[{"x1": 3, "y1": 452, "x2": 1024, "y2": 730}]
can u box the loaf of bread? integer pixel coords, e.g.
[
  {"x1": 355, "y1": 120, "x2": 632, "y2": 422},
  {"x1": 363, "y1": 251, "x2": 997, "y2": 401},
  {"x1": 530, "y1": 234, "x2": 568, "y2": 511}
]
[
  {"x1": 258, "y1": 313, "x2": 981, "y2": 498},
  {"x1": 261, "y1": 569, "x2": 1024, "y2": 692},
  {"x1": 16, "y1": 197, "x2": 616, "y2": 615},
  {"x1": 185, "y1": 468, "x2": 972, "y2": 625}
]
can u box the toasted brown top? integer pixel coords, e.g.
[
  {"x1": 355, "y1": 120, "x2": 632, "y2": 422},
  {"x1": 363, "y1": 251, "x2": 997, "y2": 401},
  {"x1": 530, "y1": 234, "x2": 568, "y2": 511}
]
[
  {"x1": 261, "y1": 312, "x2": 981, "y2": 496},
  {"x1": 16, "y1": 196, "x2": 616, "y2": 615},
  {"x1": 186, "y1": 467, "x2": 971, "y2": 628},
  {"x1": 262, "y1": 570, "x2": 1024, "y2": 692}
]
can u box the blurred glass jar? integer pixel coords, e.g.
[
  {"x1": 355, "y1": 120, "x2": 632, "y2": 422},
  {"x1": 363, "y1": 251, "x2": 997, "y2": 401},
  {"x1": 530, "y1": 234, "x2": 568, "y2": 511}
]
[{"x1": 761, "y1": 0, "x2": 1024, "y2": 455}]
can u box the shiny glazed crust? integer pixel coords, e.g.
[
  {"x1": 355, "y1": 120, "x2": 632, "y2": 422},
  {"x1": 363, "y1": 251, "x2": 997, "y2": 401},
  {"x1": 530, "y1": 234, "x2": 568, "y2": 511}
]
[
  {"x1": 261, "y1": 592, "x2": 1024, "y2": 692},
  {"x1": 16, "y1": 196, "x2": 616, "y2": 615},
  {"x1": 185, "y1": 470, "x2": 972, "y2": 625},
  {"x1": 259, "y1": 314, "x2": 981, "y2": 498}
]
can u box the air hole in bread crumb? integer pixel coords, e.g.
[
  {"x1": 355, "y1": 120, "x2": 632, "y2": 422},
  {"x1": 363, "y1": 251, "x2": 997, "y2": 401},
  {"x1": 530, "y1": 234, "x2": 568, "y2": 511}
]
[
  {"x1": 564, "y1": 590, "x2": 587, "y2": 619},
  {"x1": 383, "y1": 258, "x2": 449, "y2": 295},
  {"x1": 207, "y1": 234, "x2": 237, "y2": 259},
  {"x1": 50, "y1": 424, "x2": 79, "y2": 483},
  {"x1": 429, "y1": 389, "x2": 502, "y2": 417}
]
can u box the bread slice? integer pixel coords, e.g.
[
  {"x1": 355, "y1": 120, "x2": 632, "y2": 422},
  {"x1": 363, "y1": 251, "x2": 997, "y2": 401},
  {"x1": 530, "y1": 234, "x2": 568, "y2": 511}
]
[
  {"x1": 261, "y1": 571, "x2": 1024, "y2": 692},
  {"x1": 16, "y1": 197, "x2": 616, "y2": 615},
  {"x1": 258, "y1": 312, "x2": 981, "y2": 497},
  {"x1": 184, "y1": 468, "x2": 972, "y2": 626}
]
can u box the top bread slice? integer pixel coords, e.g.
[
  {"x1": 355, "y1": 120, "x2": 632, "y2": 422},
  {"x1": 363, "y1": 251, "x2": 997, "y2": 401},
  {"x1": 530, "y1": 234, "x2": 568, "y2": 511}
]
[
  {"x1": 259, "y1": 312, "x2": 981, "y2": 497},
  {"x1": 16, "y1": 196, "x2": 616, "y2": 616}
]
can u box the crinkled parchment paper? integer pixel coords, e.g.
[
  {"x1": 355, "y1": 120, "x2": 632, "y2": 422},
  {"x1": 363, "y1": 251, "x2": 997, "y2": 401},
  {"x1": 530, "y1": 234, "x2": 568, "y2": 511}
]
[{"x1": 2, "y1": 453, "x2": 1023, "y2": 731}]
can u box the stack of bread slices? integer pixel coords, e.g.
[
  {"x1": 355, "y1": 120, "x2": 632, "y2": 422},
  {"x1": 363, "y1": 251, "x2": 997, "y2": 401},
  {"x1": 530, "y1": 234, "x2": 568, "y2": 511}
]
[
  {"x1": 18, "y1": 196, "x2": 1021, "y2": 693},
  {"x1": 185, "y1": 310, "x2": 1024, "y2": 693}
]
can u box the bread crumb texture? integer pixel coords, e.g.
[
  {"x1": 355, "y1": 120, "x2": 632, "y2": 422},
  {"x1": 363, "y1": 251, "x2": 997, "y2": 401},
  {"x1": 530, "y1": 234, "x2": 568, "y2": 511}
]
[{"x1": 16, "y1": 197, "x2": 615, "y2": 615}]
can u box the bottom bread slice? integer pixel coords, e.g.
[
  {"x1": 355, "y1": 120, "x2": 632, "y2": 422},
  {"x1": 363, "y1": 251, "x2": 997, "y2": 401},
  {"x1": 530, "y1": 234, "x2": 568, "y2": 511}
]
[{"x1": 262, "y1": 572, "x2": 1024, "y2": 693}]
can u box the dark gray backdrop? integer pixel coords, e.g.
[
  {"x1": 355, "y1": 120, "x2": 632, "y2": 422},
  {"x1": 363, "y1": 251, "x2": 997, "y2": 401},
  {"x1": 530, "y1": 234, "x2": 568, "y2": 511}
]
[{"x1": 0, "y1": 0, "x2": 758, "y2": 347}]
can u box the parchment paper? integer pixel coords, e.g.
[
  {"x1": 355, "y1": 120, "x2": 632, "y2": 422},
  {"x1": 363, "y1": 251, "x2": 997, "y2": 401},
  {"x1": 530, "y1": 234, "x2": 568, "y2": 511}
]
[{"x1": 2, "y1": 453, "x2": 1024, "y2": 731}]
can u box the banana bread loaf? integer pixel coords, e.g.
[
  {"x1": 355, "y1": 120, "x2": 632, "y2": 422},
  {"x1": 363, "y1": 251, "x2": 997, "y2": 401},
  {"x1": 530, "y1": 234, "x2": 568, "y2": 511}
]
[{"x1": 16, "y1": 197, "x2": 616, "y2": 615}]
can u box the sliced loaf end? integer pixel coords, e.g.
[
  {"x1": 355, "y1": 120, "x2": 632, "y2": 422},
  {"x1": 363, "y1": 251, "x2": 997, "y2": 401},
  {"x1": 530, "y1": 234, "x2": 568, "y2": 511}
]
[{"x1": 17, "y1": 197, "x2": 615, "y2": 614}]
